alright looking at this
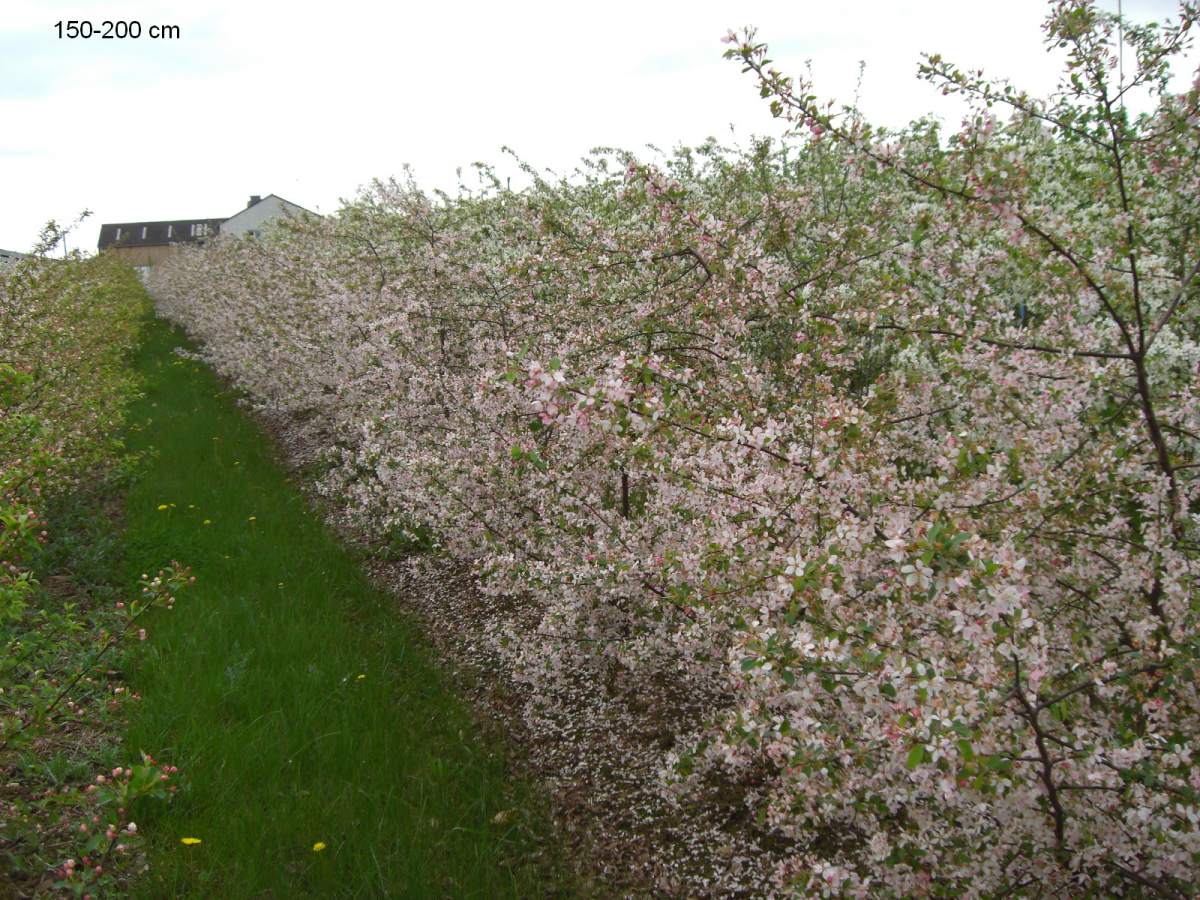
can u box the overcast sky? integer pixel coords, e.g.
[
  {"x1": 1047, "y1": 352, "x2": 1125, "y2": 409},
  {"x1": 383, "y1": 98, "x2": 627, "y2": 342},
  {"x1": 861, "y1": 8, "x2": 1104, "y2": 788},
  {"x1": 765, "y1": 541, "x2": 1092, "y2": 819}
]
[{"x1": 0, "y1": 0, "x2": 1194, "y2": 253}]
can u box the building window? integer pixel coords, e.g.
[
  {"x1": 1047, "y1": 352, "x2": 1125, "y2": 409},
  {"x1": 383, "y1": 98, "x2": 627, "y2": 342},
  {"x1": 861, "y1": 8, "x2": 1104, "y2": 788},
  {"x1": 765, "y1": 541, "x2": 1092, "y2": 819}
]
[
  {"x1": 115, "y1": 227, "x2": 123, "y2": 240},
  {"x1": 167, "y1": 224, "x2": 174, "y2": 239},
  {"x1": 190, "y1": 222, "x2": 208, "y2": 237},
  {"x1": 140, "y1": 226, "x2": 148, "y2": 240}
]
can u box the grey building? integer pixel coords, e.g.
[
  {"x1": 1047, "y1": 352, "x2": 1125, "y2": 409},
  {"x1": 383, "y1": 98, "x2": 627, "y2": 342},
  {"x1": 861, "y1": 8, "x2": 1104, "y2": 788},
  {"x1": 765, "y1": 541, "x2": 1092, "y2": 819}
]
[
  {"x1": 96, "y1": 218, "x2": 227, "y2": 269},
  {"x1": 0, "y1": 248, "x2": 29, "y2": 268},
  {"x1": 94, "y1": 194, "x2": 316, "y2": 272},
  {"x1": 220, "y1": 194, "x2": 317, "y2": 238}
]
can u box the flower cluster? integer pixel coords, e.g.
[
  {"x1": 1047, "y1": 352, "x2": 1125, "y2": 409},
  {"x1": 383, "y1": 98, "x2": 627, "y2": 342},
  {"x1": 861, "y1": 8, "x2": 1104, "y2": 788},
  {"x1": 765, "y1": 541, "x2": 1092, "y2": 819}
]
[{"x1": 52, "y1": 755, "x2": 182, "y2": 896}]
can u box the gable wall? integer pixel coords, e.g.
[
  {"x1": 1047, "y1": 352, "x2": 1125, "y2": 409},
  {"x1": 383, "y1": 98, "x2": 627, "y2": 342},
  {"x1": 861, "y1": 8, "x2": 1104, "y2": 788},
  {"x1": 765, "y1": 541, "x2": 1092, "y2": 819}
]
[{"x1": 221, "y1": 197, "x2": 309, "y2": 237}]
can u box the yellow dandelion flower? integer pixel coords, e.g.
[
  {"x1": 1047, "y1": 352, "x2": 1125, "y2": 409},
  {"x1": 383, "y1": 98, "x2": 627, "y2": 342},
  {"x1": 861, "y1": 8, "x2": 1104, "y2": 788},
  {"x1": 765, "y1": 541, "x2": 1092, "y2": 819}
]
[
  {"x1": 356, "y1": 674, "x2": 366, "y2": 681},
  {"x1": 248, "y1": 516, "x2": 257, "y2": 522},
  {"x1": 157, "y1": 504, "x2": 169, "y2": 511},
  {"x1": 312, "y1": 841, "x2": 327, "y2": 852},
  {"x1": 203, "y1": 519, "x2": 212, "y2": 526},
  {"x1": 180, "y1": 837, "x2": 202, "y2": 846}
]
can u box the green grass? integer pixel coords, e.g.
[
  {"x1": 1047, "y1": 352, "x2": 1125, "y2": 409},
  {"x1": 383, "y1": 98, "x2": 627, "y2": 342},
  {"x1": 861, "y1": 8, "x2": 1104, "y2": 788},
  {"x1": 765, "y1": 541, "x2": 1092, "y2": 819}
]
[{"x1": 119, "y1": 318, "x2": 553, "y2": 898}]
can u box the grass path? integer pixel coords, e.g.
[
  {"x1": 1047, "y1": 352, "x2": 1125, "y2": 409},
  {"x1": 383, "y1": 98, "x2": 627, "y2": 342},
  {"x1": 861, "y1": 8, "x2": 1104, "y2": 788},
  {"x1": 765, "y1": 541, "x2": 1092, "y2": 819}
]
[{"x1": 118, "y1": 318, "x2": 549, "y2": 897}]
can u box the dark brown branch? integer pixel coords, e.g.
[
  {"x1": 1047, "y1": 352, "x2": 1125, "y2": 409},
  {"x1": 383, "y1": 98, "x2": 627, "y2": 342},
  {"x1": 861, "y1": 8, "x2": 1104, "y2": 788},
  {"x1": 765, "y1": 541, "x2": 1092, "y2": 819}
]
[{"x1": 1013, "y1": 656, "x2": 1066, "y2": 852}]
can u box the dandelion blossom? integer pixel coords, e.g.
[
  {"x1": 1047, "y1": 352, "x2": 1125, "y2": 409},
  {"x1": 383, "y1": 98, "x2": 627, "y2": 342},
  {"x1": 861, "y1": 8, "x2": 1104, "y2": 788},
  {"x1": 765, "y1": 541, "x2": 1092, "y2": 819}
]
[
  {"x1": 181, "y1": 837, "x2": 202, "y2": 846},
  {"x1": 312, "y1": 841, "x2": 326, "y2": 852}
]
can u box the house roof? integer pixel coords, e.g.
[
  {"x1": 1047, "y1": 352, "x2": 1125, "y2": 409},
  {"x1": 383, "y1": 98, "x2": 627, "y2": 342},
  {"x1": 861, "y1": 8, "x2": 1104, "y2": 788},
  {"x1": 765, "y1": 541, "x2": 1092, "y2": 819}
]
[
  {"x1": 97, "y1": 219, "x2": 227, "y2": 250},
  {"x1": 96, "y1": 195, "x2": 318, "y2": 251},
  {"x1": 224, "y1": 193, "x2": 320, "y2": 222},
  {"x1": 257, "y1": 194, "x2": 318, "y2": 216}
]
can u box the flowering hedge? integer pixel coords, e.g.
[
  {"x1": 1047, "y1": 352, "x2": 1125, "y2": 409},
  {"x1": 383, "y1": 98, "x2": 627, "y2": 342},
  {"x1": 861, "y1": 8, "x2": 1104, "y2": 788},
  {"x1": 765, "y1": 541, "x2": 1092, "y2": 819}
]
[
  {"x1": 1, "y1": 234, "x2": 147, "y2": 618},
  {"x1": 0, "y1": 234, "x2": 178, "y2": 894},
  {"x1": 151, "y1": 2, "x2": 1200, "y2": 894}
]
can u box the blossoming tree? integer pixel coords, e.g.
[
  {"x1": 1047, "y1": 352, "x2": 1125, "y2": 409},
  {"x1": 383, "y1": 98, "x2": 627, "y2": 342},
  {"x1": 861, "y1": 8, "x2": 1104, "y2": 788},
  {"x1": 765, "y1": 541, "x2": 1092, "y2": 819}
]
[{"x1": 151, "y1": 1, "x2": 1199, "y2": 892}]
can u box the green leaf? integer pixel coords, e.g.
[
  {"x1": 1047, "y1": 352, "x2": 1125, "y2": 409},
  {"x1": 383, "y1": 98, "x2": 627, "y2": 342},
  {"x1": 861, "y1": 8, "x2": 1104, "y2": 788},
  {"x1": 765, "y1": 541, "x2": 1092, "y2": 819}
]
[
  {"x1": 906, "y1": 744, "x2": 926, "y2": 769},
  {"x1": 525, "y1": 450, "x2": 548, "y2": 472}
]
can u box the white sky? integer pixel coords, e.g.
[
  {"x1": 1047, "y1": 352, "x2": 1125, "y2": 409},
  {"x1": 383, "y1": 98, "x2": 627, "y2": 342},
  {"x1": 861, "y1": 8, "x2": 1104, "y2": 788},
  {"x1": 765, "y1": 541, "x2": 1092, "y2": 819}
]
[{"x1": 0, "y1": 0, "x2": 1194, "y2": 252}]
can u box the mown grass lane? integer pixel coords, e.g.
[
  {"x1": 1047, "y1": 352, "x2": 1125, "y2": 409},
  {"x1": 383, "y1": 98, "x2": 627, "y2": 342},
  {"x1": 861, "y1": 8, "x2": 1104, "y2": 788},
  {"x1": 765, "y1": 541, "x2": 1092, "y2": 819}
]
[{"x1": 120, "y1": 317, "x2": 549, "y2": 898}]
